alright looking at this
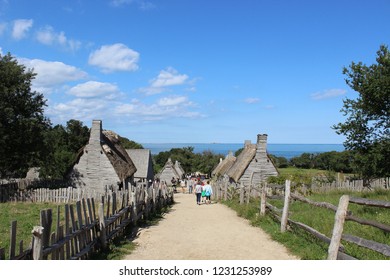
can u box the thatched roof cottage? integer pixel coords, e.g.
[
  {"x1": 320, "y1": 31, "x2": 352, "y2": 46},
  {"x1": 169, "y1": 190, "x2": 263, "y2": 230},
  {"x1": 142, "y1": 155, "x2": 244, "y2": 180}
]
[
  {"x1": 68, "y1": 120, "x2": 137, "y2": 192},
  {"x1": 212, "y1": 151, "x2": 236, "y2": 178},
  {"x1": 156, "y1": 158, "x2": 185, "y2": 185},
  {"x1": 225, "y1": 134, "x2": 278, "y2": 186},
  {"x1": 126, "y1": 149, "x2": 154, "y2": 183}
]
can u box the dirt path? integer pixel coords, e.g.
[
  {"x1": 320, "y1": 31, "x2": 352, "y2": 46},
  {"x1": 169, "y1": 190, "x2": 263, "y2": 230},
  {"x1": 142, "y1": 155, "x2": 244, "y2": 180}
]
[{"x1": 124, "y1": 193, "x2": 299, "y2": 260}]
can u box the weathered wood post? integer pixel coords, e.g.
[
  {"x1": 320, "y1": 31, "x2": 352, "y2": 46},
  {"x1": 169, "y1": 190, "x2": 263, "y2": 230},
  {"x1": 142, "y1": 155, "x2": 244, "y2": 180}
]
[
  {"x1": 9, "y1": 220, "x2": 17, "y2": 259},
  {"x1": 98, "y1": 202, "x2": 107, "y2": 250},
  {"x1": 247, "y1": 184, "x2": 251, "y2": 204},
  {"x1": 239, "y1": 183, "x2": 245, "y2": 204},
  {"x1": 327, "y1": 195, "x2": 349, "y2": 260},
  {"x1": 223, "y1": 180, "x2": 228, "y2": 201},
  {"x1": 32, "y1": 226, "x2": 44, "y2": 260},
  {"x1": 260, "y1": 183, "x2": 267, "y2": 216},
  {"x1": 281, "y1": 180, "x2": 291, "y2": 233}
]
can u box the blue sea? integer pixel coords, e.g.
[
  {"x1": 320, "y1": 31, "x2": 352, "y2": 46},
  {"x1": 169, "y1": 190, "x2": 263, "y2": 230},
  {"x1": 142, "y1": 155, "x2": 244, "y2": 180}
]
[{"x1": 142, "y1": 143, "x2": 345, "y2": 159}]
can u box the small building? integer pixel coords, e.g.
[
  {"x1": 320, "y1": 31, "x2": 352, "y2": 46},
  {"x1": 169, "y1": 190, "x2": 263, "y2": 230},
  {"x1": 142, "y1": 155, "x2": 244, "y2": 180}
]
[
  {"x1": 68, "y1": 120, "x2": 137, "y2": 192},
  {"x1": 225, "y1": 134, "x2": 278, "y2": 186},
  {"x1": 156, "y1": 158, "x2": 184, "y2": 186},
  {"x1": 126, "y1": 149, "x2": 154, "y2": 183},
  {"x1": 212, "y1": 151, "x2": 236, "y2": 178}
]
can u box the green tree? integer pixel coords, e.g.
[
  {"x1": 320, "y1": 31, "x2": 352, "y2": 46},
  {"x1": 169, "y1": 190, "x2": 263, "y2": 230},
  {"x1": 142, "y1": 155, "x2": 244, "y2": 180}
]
[
  {"x1": 118, "y1": 136, "x2": 144, "y2": 149},
  {"x1": 39, "y1": 120, "x2": 89, "y2": 179},
  {"x1": 0, "y1": 53, "x2": 50, "y2": 177},
  {"x1": 333, "y1": 45, "x2": 390, "y2": 178}
]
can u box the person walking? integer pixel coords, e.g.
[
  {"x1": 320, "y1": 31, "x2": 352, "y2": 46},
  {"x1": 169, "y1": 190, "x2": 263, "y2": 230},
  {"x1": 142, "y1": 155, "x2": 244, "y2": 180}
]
[
  {"x1": 194, "y1": 180, "x2": 203, "y2": 205},
  {"x1": 203, "y1": 181, "x2": 213, "y2": 204}
]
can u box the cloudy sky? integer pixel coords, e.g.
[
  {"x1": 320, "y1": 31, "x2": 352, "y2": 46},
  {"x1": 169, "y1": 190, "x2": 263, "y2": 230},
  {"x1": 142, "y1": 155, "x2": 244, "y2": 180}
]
[{"x1": 1, "y1": 0, "x2": 389, "y2": 144}]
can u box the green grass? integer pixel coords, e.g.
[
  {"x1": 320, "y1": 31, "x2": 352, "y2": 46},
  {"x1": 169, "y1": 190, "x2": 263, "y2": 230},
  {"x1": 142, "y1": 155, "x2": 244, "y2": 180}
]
[
  {"x1": 0, "y1": 201, "x2": 172, "y2": 260},
  {"x1": 221, "y1": 189, "x2": 390, "y2": 260},
  {"x1": 0, "y1": 201, "x2": 62, "y2": 258}
]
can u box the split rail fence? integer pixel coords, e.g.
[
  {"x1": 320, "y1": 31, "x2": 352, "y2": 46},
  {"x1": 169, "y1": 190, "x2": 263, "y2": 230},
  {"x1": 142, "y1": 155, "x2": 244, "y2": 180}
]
[
  {"x1": 0, "y1": 182, "x2": 174, "y2": 260},
  {"x1": 212, "y1": 179, "x2": 390, "y2": 260}
]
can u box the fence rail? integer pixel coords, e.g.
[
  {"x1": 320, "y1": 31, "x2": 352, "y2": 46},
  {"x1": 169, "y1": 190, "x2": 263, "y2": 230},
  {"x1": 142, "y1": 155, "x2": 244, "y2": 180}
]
[
  {"x1": 0, "y1": 182, "x2": 174, "y2": 260},
  {"x1": 212, "y1": 178, "x2": 390, "y2": 260}
]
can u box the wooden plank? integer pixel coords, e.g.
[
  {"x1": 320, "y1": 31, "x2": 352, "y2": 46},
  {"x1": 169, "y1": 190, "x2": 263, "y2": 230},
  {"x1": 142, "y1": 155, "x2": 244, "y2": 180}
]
[
  {"x1": 290, "y1": 193, "x2": 339, "y2": 212},
  {"x1": 346, "y1": 214, "x2": 390, "y2": 233},
  {"x1": 342, "y1": 234, "x2": 390, "y2": 257},
  {"x1": 281, "y1": 180, "x2": 291, "y2": 233},
  {"x1": 260, "y1": 187, "x2": 266, "y2": 216},
  {"x1": 98, "y1": 202, "x2": 107, "y2": 250},
  {"x1": 327, "y1": 195, "x2": 349, "y2": 260},
  {"x1": 32, "y1": 226, "x2": 44, "y2": 260},
  {"x1": 9, "y1": 220, "x2": 17, "y2": 259},
  {"x1": 349, "y1": 197, "x2": 390, "y2": 208}
]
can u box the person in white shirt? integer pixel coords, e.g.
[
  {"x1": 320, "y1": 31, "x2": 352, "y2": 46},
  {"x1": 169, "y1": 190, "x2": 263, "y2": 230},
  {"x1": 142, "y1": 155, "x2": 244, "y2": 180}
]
[{"x1": 203, "y1": 181, "x2": 213, "y2": 204}]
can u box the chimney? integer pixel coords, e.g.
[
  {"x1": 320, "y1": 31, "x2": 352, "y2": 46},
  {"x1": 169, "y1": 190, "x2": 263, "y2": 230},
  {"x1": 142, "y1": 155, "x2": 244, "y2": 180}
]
[
  {"x1": 89, "y1": 120, "x2": 102, "y2": 145},
  {"x1": 257, "y1": 134, "x2": 268, "y2": 153}
]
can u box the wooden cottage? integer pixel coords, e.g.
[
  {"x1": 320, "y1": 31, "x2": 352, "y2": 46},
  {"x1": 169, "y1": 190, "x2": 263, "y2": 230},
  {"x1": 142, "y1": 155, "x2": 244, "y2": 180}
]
[
  {"x1": 212, "y1": 151, "x2": 236, "y2": 178},
  {"x1": 225, "y1": 134, "x2": 278, "y2": 186},
  {"x1": 68, "y1": 120, "x2": 137, "y2": 192},
  {"x1": 156, "y1": 158, "x2": 184, "y2": 186},
  {"x1": 126, "y1": 149, "x2": 154, "y2": 183}
]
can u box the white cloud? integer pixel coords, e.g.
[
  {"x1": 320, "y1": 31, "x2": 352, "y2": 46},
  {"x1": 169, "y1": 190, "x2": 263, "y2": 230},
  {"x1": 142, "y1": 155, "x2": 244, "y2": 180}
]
[
  {"x1": 12, "y1": 19, "x2": 33, "y2": 40},
  {"x1": 67, "y1": 81, "x2": 122, "y2": 99},
  {"x1": 157, "y1": 96, "x2": 188, "y2": 106},
  {"x1": 88, "y1": 43, "x2": 139, "y2": 73},
  {"x1": 151, "y1": 67, "x2": 188, "y2": 87},
  {"x1": 139, "y1": 67, "x2": 189, "y2": 95},
  {"x1": 36, "y1": 25, "x2": 81, "y2": 51},
  {"x1": 115, "y1": 95, "x2": 201, "y2": 121},
  {"x1": 244, "y1": 97, "x2": 260, "y2": 104},
  {"x1": 18, "y1": 58, "x2": 88, "y2": 93},
  {"x1": 48, "y1": 98, "x2": 108, "y2": 122},
  {"x1": 311, "y1": 89, "x2": 347, "y2": 100}
]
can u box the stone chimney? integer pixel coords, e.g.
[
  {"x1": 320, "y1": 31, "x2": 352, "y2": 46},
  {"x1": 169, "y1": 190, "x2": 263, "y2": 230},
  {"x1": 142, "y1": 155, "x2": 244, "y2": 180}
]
[
  {"x1": 244, "y1": 140, "x2": 251, "y2": 148},
  {"x1": 257, "y1": 134, "x2": 268, "y2": 153},
  {"x1": 89, "y1": 120, "x2": 102, "y2": 145}
]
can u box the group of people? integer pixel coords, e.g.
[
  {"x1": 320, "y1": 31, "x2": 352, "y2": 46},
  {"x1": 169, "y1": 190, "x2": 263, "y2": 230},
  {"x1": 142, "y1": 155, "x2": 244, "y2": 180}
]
[
  {"x1": 194, "y1": 180, "x2": 213, "y2": 205},
  {"x1": 171, "y1": 176, "x2": 213, "y2": 205}
]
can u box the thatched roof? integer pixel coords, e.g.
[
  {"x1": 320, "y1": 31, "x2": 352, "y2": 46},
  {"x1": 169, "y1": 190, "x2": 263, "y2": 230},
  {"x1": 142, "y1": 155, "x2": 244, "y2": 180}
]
[
  {"x1": 226, "y1": 143, "x2": 257, "y2": 182},
  {"x1": 157, "y1": 158, "x2": 181, "y2": 181},
  {"x1": 126, "y1": 149, "x2": 153, "y2": 179},
  {"x1": 101, "y1": 130, "x2": 137, "y2": 181},
  {"x1": 212, "y1": 152, "x2": 236, "y2": 177}
]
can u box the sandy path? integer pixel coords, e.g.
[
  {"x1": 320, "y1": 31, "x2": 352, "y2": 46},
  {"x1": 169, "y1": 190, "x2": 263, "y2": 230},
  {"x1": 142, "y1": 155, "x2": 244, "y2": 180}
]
[{"x1": 124, "y1": 193, "x2": 299, "y2": 260}]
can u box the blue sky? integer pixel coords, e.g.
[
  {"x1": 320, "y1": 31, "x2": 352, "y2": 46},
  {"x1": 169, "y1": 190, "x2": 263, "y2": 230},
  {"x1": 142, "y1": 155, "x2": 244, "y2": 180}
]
[{"x1": 1, "y1": 0, "x2": 389, "y2": 144}]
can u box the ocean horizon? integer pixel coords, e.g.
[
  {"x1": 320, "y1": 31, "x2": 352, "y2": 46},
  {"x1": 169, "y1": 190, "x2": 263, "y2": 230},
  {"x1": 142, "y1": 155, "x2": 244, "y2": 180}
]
[{"x1": 142, "y1": 143, "x2": 345, "y2": 159}]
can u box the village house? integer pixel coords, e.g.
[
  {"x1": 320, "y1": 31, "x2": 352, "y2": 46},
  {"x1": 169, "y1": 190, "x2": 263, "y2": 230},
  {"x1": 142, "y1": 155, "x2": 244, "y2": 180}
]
[
  {"x1": 126, "y1": 149, "x2": 154, "y2": 184},
  {"x1": 212, "y1": 151, "x2": 236, "y2": 178},
  {"x1": 218, "y1": 134, "x2": 278, "y2": 187},
  {"x1": 156, "y1": 158, "x2": 185, "y2": 186},
  {"x1": 68, "y1": 120, "x2": 137, "y2": 192}
]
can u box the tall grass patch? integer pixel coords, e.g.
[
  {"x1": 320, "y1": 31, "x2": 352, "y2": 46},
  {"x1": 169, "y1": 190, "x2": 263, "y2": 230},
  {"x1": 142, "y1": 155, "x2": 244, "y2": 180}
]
[{"x1": 221, "y1": 189, "x2": 390, "y2": 260}]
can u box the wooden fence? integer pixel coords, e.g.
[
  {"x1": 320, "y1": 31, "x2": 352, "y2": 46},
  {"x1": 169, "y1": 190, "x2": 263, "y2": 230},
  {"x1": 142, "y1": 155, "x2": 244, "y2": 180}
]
[
  {"x1": 0, "y1": 182, "x2": 174, "y2": 260},
  {"x1": 212, "y1": 179, "x2": 390, "y2": 260}
]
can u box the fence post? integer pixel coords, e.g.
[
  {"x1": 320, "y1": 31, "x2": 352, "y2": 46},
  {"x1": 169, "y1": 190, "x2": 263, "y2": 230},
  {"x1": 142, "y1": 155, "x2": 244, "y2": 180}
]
[
  {"x1": 98, "y1": 202, "x2": 107, "y2": 250},
  {"x1": 239, "y1": 183, "x2": 245, "y2": 204},
  {"x1": 281, "y1": 180, "x2": 291, "y2": 233},
  {"x1": 223, "y1": 181, "x2": 227, "y2": 201},
  {"x1": 327, "y1": 195, "x2": 349, "y2": 260},
  {"x1": 32, "y1": 226, "x2": 44, "y2": 260},
  {"x1": 260, "y1": 183, "x2": 267, "y2": 216}
]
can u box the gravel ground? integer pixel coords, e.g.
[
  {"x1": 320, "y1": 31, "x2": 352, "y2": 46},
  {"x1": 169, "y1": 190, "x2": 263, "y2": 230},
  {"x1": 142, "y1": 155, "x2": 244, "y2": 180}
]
[{"x1": 124, "y1": 192, "x2": 299, "y2": 260}]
